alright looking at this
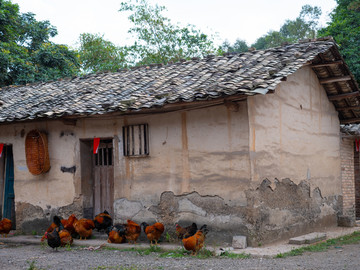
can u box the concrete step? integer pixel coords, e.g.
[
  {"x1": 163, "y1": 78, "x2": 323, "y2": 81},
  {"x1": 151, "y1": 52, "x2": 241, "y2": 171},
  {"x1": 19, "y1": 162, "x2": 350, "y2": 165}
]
[{"x1": 288, "y1": 232, "x2": 327, "y2": 245}]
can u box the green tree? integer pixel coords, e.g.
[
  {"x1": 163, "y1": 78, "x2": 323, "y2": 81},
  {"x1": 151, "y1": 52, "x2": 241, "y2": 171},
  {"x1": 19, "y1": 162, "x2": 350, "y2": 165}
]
[
  {"x1": 119, "y1": 0, "x2": 217, "y2": 66},
  {"x1": 252, "y1": 5, "x2": 322, "y2": 50},
  {"x1": 318, "y1": 0, "x2": 360, "y2": 83},
  {"x1": 221, "y1": 39, "x2": 249, "y2": 53},
  {"x1": 78, "y1": 33, "x2": 126, "y2": 73},
  {"x1": 0, "y1": 0, "x2": 80, "y2": 86}
]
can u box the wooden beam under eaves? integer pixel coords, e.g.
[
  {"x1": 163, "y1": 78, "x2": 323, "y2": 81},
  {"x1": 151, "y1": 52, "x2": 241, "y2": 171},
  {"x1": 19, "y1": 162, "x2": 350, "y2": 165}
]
[
  {"x1": 62, "y1": 118, "x2": 77, "y2": 126},
  {"x1": 336, "y1": 106, "x2": 360, "y2": 111},
  {"x1": 340, "y1": 118, "x2": 360, "y2": 125},
  {"x1": 311, "y1": 60, "x2": 344, "y2": 68},
  {"x1": 327, "y1": 91, "x2": 360, "y2": 101},
  {"x1": 319, "y1": 75, "x2": 352, "y2": 84}
]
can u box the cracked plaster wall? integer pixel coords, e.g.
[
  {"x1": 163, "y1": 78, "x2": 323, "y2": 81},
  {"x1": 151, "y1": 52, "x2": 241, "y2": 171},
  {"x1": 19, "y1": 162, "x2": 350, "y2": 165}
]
[{"x1": 113, "y1": 178, "x2": 340, "y2": 246}]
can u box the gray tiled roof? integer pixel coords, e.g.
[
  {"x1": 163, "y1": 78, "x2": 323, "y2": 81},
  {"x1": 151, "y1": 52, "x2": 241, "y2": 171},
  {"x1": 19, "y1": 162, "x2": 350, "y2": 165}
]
[{"x1": 0, "y1": 38, "x2": 356, "y2": 123}]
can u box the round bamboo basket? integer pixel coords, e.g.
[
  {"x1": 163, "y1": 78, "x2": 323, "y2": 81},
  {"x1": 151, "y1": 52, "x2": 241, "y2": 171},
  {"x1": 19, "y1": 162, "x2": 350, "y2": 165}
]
[{"x1": 25, "y1": 130, "x2": 50, "y2": 175}]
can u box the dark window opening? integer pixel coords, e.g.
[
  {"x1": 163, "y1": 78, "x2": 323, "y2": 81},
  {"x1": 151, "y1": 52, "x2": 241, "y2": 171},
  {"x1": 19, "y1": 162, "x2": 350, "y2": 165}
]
[{"x1": 123, "y1": 124, "x2": 149, "y2": 156}]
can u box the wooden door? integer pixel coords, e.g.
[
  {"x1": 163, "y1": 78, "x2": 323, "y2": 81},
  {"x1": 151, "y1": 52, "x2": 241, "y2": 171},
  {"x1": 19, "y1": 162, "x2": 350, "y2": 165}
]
[{"x1": 93, "y1": 140, "x2": 114, "y2": 217}]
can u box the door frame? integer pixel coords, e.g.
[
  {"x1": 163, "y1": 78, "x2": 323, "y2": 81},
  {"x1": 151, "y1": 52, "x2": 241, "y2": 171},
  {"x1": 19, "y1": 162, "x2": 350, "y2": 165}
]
[{"x1": 80, "y1": 138, "x2": 114, "y2": 219}]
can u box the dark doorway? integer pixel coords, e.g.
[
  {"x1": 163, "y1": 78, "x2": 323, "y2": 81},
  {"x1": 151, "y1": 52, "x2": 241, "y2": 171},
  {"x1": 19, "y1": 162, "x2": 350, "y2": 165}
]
[{"x1": 2, "y1": 145, "x2": 15, "y2": 227}]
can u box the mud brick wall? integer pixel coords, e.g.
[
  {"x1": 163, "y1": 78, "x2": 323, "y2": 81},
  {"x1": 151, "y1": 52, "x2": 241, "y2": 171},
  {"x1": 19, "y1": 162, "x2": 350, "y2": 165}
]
[
  {"x1": 355, "y1": 142, "x2": 360, "y2": 219},
  {"x1": 340, "y1": 137, "x2": 356, "y2": 217}
]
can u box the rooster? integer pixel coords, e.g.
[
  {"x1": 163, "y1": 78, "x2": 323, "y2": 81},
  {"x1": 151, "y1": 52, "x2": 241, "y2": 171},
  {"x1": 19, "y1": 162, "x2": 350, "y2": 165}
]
[
  {"x1": 107, "y1": 224, "x2": 126, "y2": 244},
  {"x1": 73, "y1": 218, "x2": 95, "y2": 240},
  {"x1": 94, "y1": 210, "x2": 113, "y2": 232},
  {"x1": 124, "y1": 219, "x2": 141, "y2": 244},
  {"x1": 141, "y1": 222, "x2": 165, "y2": 246},
  {"x1": 0, "y1": 218, "x2": 12, "y2": 237},
  {"x1": 182, "y1": 224, "x2": 209, "y2": 255},
  {"x1": 175, "y1": 222, "x2": 197, "y2": 240},
  {"x1": 44, "y1": 216, "x2": 62, "y2": 251}
]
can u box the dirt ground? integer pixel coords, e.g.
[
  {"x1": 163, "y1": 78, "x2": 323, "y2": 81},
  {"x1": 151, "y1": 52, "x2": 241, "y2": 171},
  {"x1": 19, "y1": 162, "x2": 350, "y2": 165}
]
[
  {"x1": 1, "y1": 226, "x2": 359, "y2": 270},
  {"x1": 1, "y1": 241, "x2": 360, "y2": 270}
]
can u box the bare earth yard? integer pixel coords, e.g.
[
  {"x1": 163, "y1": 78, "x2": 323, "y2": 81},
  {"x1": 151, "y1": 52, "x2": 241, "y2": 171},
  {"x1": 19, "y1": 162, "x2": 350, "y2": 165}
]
[{"x1": 1, "y1": 242, "x2": 360, "y2": 270}]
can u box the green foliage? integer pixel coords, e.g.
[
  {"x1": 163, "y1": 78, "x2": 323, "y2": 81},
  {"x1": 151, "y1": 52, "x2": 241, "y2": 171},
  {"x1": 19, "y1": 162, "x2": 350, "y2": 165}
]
[
  {"x1": 275, "y1": 231, "x2": 360, "y2": 258},
  {"x1": 118, "y1": 0, "x2": 216, "y2": 66},
  {"x1": 78, "y1": 33, "x2": 126, "y2": 73},
  {"x1": 318, "y1": 0, "x2": 360, "y2": 83},
  {"x1": 221, "y1": 39, "x2": 249, "y2": 53},
  {"x1": 0, "y1": 0, "x2": 80, "y2": 87},
  {"x1": 252, "y1": 5, "x2": 322, "y2": 49}
]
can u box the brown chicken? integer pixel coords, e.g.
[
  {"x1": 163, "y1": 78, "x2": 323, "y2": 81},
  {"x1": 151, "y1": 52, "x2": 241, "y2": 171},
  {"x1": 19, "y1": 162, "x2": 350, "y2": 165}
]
[
  {"x1": 182, "y1": 224, "x2": 209, "y2": 255},
  {"x1": 63, "y1": 214, "x2": 78, "y2": 236},
  {"x1": 175, "y1": 222, "x2": 197, "y2": 240},
  {"x1": 0, "y1": 218, "x2": 12, "y2": 237},
  {"x1": 59, "y1": 228, "x2": 73, "y2": 246},
  {"x1": 94, "y1": 210, "x2": 113, "y2": 232},
  {"x1": 107, "y1": 224, "x2": 126, "y2": 244},
  {"x1": 73, "y1": 218, "x2": 95, "y2": 240},
  {"x1": 124, "y1": 219, "x2": 141, "y2": 244},
  {"x1": 141, "y1": 222, "x2": 165, "y2": 246}
]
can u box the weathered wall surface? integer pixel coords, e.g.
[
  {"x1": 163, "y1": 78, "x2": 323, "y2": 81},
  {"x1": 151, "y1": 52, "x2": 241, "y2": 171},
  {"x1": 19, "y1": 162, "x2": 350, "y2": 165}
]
[
  {"x1": 0, "y1": 66, "x2": 344, "y2": 242},
  {"x1": 247, "y1": 66, "x2": 341, "y2": 196},
  {"x1": 0, "y1": 101, "x2": 252, "y2": 233},
  {"x1": 113, "y1": 178, "x2": 340, "y2": 245},
  {"x1": 0, "y1": 123, "x2": 83, "y2": 232}
]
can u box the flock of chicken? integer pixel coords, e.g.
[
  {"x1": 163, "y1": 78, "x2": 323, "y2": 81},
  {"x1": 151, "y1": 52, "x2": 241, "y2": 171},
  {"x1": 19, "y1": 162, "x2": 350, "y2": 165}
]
[{"x1": 5, "y1": 210, "x2": 209, "y2": 255}]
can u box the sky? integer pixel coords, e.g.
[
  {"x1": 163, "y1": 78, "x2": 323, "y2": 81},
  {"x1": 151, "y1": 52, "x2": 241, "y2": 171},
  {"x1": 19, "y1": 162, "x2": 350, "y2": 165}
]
[{"x1": 11, "y1": 0, "x2": 337, "y2": 49}]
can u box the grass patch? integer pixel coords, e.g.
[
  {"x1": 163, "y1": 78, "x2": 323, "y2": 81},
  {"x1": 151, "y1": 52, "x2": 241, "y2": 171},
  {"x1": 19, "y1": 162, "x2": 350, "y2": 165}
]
[
  {"x1": 102, "y1": 245, "x2": 163, "y2": 256},
  {"x1": 27, "y1": 260, "x2": 44, "y2": 270},
  {"x1": 220, "y1": 251, "x2": 251, "y2": 259},
  {"x1": 159, "y1": 247, "x2": 189, "y2": 258},
  {"x1": 276, "y1": 231, "x2": 360, "y2": 258},
  {"x1": 158, "y1": 247, "x2": 215, "y2": 258},
  {"x1": 164, "y1": 232, "x2": 176, "y2": 243},
  {"x1": 91, "y1": 266, "x2": 139, "y2": 270}
]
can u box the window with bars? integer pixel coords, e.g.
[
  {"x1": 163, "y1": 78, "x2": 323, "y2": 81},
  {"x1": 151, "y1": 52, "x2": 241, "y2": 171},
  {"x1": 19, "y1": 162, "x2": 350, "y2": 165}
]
[
  {"x1": 122, "y1": 124, "x2": 149, "y2": 156},
  {"x1": 94, "y1": 140, "x2": 113, "y2": 166}
]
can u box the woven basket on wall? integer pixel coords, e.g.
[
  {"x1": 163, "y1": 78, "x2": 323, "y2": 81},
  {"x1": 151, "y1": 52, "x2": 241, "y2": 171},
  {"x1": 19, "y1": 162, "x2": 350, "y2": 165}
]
[{"x1": 25, "y1": 130, "x2": 50, "y2": 175}]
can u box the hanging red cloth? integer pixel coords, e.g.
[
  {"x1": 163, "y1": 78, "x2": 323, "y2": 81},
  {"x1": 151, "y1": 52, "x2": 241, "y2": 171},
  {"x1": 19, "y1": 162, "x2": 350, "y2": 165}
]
[
  {"x1": 93, "y1": 138, "x2": 100, "y2": 154},
  {"x1": 356, "y1": 139, "x2": 359, "y2": 152},
  {"x1": 0, "y1": 143, "x2": 3, "y2": 158}
]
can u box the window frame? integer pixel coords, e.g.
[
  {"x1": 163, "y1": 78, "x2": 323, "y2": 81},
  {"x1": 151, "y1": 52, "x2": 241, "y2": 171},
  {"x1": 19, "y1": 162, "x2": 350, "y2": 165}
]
[{"x1": 122, "y1": 124, "x2": 149, "y2": 157}]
